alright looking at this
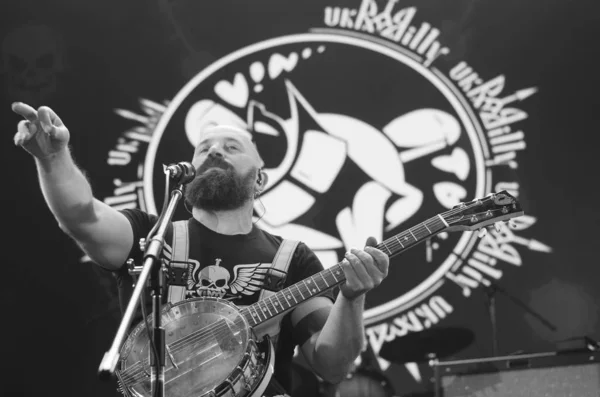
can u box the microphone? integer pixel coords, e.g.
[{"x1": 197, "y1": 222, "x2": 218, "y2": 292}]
[{"x1": 165, "y1": 161, "x2": 196, "y2": 184}]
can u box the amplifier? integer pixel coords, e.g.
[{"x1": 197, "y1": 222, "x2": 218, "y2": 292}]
[{"x1": 432, "y1": 351, "x2": 600, "y2": 397}]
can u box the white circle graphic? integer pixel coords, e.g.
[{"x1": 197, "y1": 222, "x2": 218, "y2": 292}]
[{"x1": 143, "y1": 33, "x2": 488, "y2": 323}]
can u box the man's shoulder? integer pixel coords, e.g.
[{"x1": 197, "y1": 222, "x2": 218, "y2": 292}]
[
  {"x1": 254, "y1": 227, "x2": 310, "y2": 252},
  {"x1": 254, "y1": 225, "x2": 284, "y2": 244},
  {"x1": 253, "y1": 227, "x2": 318, "y2": 265}
]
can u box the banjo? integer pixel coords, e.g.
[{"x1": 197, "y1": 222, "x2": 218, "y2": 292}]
[{"x1": 115, "y1": 191, "x2": 523, "y2": 397}]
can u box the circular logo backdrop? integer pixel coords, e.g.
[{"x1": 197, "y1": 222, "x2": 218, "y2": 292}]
[{"x1": 142, "y1": 33, "x2": 489, "y2": 324}]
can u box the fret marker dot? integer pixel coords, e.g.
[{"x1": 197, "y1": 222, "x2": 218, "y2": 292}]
[
  {"x1": 405, "y1": 236, "x2": 409, "y2": 240},
  {"x1": 274, "y1": 302, "x2": 279, "y2": 306},
  {"x1": 307, "y1": 280, "x2": 311, "y2": 284},
  {"x1": 312, "y1": 289, "x2": 317, "y2": 293},
  {"x1": 287, "y1": 295, "x2": 291, "y2": 300}
]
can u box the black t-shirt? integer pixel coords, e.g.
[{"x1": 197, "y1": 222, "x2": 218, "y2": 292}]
[{"x1": 115, "y1": 208, "x2": 334, "y2": 395}]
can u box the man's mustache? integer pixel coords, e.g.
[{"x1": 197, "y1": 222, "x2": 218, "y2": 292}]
[{"x1": 196, "y1": 157, "x2": 233, "y2": 175}]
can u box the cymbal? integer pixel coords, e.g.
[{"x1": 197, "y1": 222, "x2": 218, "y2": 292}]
[{"x1": 379, "y1": 327, "x2": 474, "y2": 364}]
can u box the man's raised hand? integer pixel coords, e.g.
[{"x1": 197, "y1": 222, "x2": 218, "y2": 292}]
[{"x1": 12, "y1": 102, "x2": 70, "y2": 159}]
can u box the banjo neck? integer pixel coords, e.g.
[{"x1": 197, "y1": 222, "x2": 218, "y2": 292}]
[
  {"x1": 240, "y1": 214, "x2": 448, "y2": 327},
  {"x1": 241, "y1": 189, "x2": 523, "y2": 327}
]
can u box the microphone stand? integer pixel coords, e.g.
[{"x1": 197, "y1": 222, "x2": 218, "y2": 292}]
[
  {"x1": 483, "y1": 283, "x2": 499, "y2": 357},
  {"x1": 482, "y1": 280, "x2": 558, "y2": 357},
  {"x1": 98, "y1": 178, "x2": 189, "y2": 397}
]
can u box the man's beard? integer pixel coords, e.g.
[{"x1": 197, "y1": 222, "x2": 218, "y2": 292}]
[{"x1": 184, "y1": 157, "x2": 256, "y2": 211}]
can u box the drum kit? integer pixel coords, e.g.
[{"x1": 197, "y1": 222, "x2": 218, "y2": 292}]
[{"x1": 292, "y1": 326, "x2": 475, "y2": 397}]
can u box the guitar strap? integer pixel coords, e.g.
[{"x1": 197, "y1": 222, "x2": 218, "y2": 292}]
[
  {"x1": 258, "y1": 239, "x2": 299, "y2": 348},
  {"x1": 167, "y1": 220, "x2": 190, "y2": 304},
  {"x1": 258, "y1": 239, "x2": 299, "y2": 300}
]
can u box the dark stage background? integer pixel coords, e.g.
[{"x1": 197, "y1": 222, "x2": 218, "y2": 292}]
[{"x1": 1, "y1": 1, "x2": 599, "y2": 396}]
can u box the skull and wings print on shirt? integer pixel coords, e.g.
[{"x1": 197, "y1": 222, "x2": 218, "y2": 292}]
[
  {"x1": 170, "y1": 253, "x2": 271, "y2": 300},
  {"x1": 155, "y1": 219, "x2": 286, "y2": 304}
]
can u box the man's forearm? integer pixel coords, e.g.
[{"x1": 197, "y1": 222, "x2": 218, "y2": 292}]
[
  {"x1": 311, "y1": 294, "x2": 366, "y2": 383},
  {"x1": 36, "y1": 148, "x2": 97, "y2": 234}
]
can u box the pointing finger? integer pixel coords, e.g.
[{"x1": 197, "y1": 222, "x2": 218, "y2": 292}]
[{"x1": 11, "y1": 102, "x2": 38, "y2": 123}]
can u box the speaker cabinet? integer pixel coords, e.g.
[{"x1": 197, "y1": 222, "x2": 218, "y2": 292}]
[{"x1": 432, "y1": 351, "x2": 600, "y2": 397}]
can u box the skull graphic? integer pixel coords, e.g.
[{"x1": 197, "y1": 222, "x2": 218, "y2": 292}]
[
  {"x1": 1, "y1": 23, "x2": 65, "y2": 104},
  {"x1": 197, "y1": 260, "x2": 230, "y2": 298}
]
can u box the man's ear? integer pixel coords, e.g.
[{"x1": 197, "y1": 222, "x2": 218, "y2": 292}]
[{"x1": 257, "y1": 169, "x2": 269, "y2": 188}]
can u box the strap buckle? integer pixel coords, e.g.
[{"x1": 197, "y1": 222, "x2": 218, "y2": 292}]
[
  {"x1": 262, "y1": 267, "x2": 287, "y2": 292},
  {"x1": 167, "y1": 260, "x2": 191, "y2": 286}
]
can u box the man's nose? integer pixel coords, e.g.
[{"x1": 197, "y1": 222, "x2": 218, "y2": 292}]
[{"x1": 207, "y1": 144, "x2": 224, "y2": 157}]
